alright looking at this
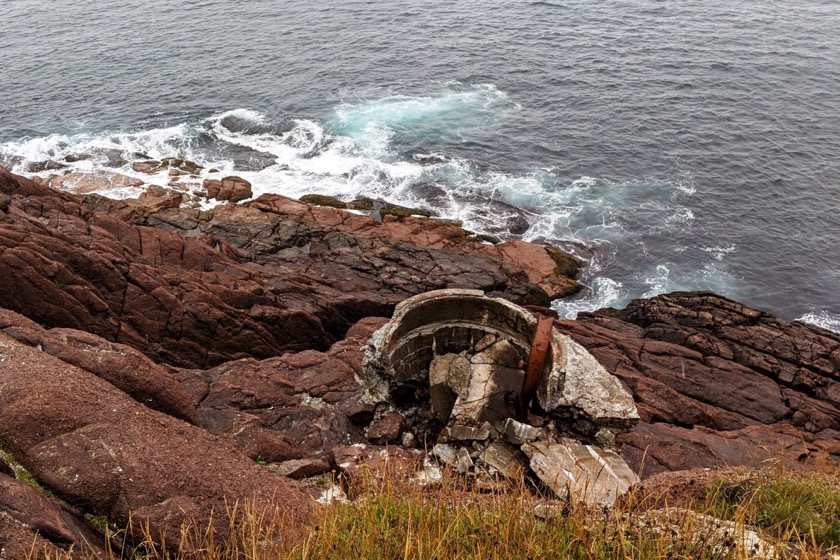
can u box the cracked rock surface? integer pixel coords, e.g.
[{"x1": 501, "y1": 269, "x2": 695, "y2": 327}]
[{"x1": 558, "y1": 291, "x2": 840, "y2": 476}]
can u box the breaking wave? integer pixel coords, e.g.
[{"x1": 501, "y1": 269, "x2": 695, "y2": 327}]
[{"x1": 0, "y1": 84, "x2": 727, "y2": 317}]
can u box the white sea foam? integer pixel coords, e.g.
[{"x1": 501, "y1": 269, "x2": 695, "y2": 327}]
[
  {"x1": 0, "y1": 86, "x2": 708, "y2": 318},
  {"x1": 797, "y1": 311, "x2": 840, "y2": 334},
  {"x1": 701, "y1": 244, "x2": 737, "y2": 261},
  {"x1": 553, "y1": 277, "x2": 626, "y2": 319}
]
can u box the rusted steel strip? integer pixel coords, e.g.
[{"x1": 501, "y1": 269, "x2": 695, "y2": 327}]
[{"x1": 518, "y1": 314, "x2": 555, "y2": 419}]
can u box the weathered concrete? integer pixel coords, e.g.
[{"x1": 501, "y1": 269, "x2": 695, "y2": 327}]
[
  {"x1": 522, "y1": 440, "x2": 639, "y2": 507},
  {"x1": 363, "y1": 289, "x2": 641, "y2": 506},
  {"x1": 363, "y1": 289, "x2": 639, "y2": 437}
]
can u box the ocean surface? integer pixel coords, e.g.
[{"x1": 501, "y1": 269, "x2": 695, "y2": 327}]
[{"x1": 2, "y1": 0, "x2": 839, "y2": 331}]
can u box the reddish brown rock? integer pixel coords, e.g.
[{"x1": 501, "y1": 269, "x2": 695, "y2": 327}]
[
  {"x1": 203, "y1": 176, "x2": 252, "y2": 202},
  {"x1": 268, "y1": 459, "x2": 331, "y2": 480},
  {"x1": 0, "y1": 332, "x2": 311, "y2": 546},
  {"x1": 0, "y1": 473, "x2": 75, "y2": 545},
  {"x1": 557, "y1": 292, "x2": 840, "y2": 477},
  {"x1": 0, "y1": 514, "x2": 68, "y2": 560},
  {"x1": 0, "y1": 166, "x2": 579, "y2": 369},
  {"x1": 332, "y1": 444, "x2": 425, "y2": 483},
  {"x1": 0, "y1": 308, "x2": 198, "y2": 425},
  {"x1": 366, "y1": 412, "x2": 405, "y2": 445},
  {"x1": 182, "y1": 318, "x2": 389, "y2": 461}
]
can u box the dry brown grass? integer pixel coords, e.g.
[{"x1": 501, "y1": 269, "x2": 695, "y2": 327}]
[{"x1": 26, "y1": 466, "x2": 840, "y2": 560}]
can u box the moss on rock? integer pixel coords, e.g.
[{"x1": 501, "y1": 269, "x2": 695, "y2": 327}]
[
  {"x1": 299, "y1": 194, "x2": 347, "y2": 209},
  {"x1": 545, "y1": 245, "x2": 581, "y2": 279}
]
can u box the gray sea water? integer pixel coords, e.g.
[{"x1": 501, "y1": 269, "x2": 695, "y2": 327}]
[{"x1": 2, "y1": 0, "x2": 839, "y2": 330}]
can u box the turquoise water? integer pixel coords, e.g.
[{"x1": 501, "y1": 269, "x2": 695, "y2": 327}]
[{"x1": 1, "y1": 0, "x2": 838, "y2": 329}]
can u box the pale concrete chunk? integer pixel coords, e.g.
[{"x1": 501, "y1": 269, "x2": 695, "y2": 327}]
[
  {"x1": 443, "y1": 423, "x2": 491, "y2": 442},
  {"x1": 503, "y1": 418, "x2": 541, "y2": 445},
  {"x1": 449, "y1": 339, "x2": 524, "y2": 424},
  {"x1": 429, "y1": 353, "x2": 458, "y2": 386},
  {"x1": 537, "y1": 334, "x2": 639, "y2": 430},
  {"x1": 432, "y1": 443, "x2": 458, "y2": 466},
  {"x1": 479, "y1": 440, "x2": 528, "y2": 479},
  {"x1": 522, "y1": 440, "x2": 639, "y2": 507},
  {"x1": 456, "y1": 447, "x2": 474, "y2": 474}
]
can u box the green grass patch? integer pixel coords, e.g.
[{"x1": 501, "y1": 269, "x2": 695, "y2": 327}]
[{"x1": 707, "y1": 473, "x2": 840, "y2": 548}]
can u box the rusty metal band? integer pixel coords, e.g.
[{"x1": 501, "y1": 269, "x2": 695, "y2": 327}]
[{"x1": 518, "y1": 314, "x2": 554, "y2": 419}]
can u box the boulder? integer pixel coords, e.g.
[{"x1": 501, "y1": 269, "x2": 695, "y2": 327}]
[{"x1": 203, "y1": 176, "x2": 252, "y2": 202}]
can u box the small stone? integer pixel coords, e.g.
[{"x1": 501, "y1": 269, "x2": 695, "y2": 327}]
[
  {"x1": 268, "y1": 458, "x2": 330, "y2": 479},
  {"x1": 366, "y1": 412, "x2": 404, "y2": 444},
  {"x1": 401, "y1": 431, "x2": 416, "y2": 447},
  {"x1": 595, "y1": 427, "x2": 616, "y2": 448},
  {"x1": 341, "y1": 402, "x2": 376, "y2": 425},
  {"x1": 479, "y1": 440, "x2": 528, "y2": 480},
  {"x1": 432, "y1": 443, "x2": 458, "y2": 466},
  {"x1": 503, "y1": 418, "x2": 541, "y2": 445}
]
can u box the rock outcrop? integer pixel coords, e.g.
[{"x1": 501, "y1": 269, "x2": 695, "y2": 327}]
[
  {"x1": 1, "y1": 165, "x2": 839, "y2": 550},
  {"x1": 557, "y1": 292, "x2": 840, "y2": 476},
  {"x1": 0, "y1": 166, "x2": 580, "y2": 369},
  {"x1": 0, "y1": 329, "x2": 311, "y2": 550}
]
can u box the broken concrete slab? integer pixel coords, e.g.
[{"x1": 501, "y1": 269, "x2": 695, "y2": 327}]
[
  {"x1": 502, "y1": 418, "x2": 542, "y2": 445},
  {"x1": 362, "y1": 289, "x2": 640, "y2": 506},
  {"x1": 363, "y1": 289, "x2": 639, "y2": 438},
  {"x1": 478, "y1": 440, "x2": 528, "y2": 480},
  {"x1": 538, "y1": 335, "x2": 639, "y2": 432},
  {"x1": 522, "y1": 440, "x2": 639, "y2": 507}
]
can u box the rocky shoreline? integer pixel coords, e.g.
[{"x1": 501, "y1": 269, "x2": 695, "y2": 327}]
[{"x1": 0, "y1": 166, "x2": 838, "y2": 557}]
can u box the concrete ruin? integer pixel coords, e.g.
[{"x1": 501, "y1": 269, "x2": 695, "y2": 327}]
[{"x1": 362, "y1": 289, "x2": 641, "y2": 506}]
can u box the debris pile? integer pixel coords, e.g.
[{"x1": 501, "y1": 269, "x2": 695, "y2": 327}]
[{"x1": 363, "y1": 289, "x2": 641, "y2": 506}]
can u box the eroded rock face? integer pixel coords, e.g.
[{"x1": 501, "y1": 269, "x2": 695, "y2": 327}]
[
  {"x1": 557, "y1": 292, "x2": 840, "y2": 476},
  {"x1": 363, "y1": 289, "x2": 640, "y2": 505},
  {"x1": 0, "y1": 166, "x2": 581, "y2": 368}
]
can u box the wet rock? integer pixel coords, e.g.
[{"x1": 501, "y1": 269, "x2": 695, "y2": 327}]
[
  {"x1": 203, "y1": 175, "x2": 252, "y2": 202},
  {"x1": 132, "y1": 160, "x2": 166, "y2": 174},
  {"x1": 27, "y1": 160, "x2": 67, "y2": 173},
  {"x1": 299, "y1": 194, "x2": 347, "y2": 209},
  {"x1": 522, "y1": 440, "x2": 639, "y2": 507},
  {"x1": 412, "y1": 154, "x2": 447, "y2": 165},
  {"x1": 45, "y1": 171, "x2": 144, "y2": 193},
  {"x1": 64, "y1": 153, "x2": 92, "y2": 163},
  {"x1": 379, "y1": 203, "x2": 432, "y2": 220}
]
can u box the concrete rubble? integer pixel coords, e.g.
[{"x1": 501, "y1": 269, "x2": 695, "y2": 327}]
[{"x1": 363, "y1": 289, "x2": 641, "y2": 506}]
